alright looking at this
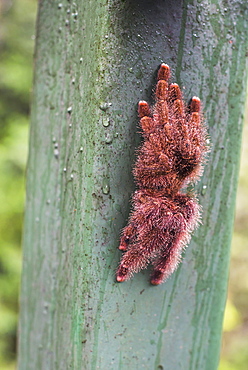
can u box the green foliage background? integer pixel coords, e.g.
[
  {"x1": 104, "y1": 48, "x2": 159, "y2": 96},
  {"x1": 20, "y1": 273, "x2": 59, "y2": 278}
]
[
  {"x1": 219, "y1": 103, "x2": 248, "y2": 370},
  {"x1": 0, "y1": 1, "x2": 247, "y2": 369},
  {"x1": 0, "y1": 1, "x2": 37, "y2": 368}
]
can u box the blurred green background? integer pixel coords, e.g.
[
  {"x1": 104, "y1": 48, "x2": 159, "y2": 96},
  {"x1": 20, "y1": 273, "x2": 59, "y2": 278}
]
[{"x1": 0, "y1": 1, "x2": 247, "y2": 369}]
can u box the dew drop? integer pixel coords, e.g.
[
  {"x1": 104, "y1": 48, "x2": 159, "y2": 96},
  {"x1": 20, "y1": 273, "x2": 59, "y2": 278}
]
[
  {"x1": 54, "y1": 148, "x2": 59, "y2": 158},
  {"x1": 105, "y1": 133, "x2": 113, "y2": 144},
  {"x1": 102, "y1": 178, "x2": 110, "y2": 194},
  {"x1": 100, "y1": 102, "x2": 112, "y2": 112},
  {"x1": 102, "y1": 117, "x2": 110, "y2": 127},
  {"x1": 201, "y1": 185, "x2": 207, "y2": 196},
  {"x1": 43, "y1": 302, "x2": 49, "y2": 314}
]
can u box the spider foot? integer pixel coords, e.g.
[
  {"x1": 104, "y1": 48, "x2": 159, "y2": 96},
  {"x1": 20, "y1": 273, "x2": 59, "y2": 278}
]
[
  {"x1": 157, "y1": 63, "x2": 170, "y2": 81},
  {"x1": 150, "y1": 270, "x2": 165, "y2": 285},
  {"x1": 116, "y1": 265, "x2": 130, "y2": 282},
  {"x1": 169, "y1": 83, "x2": 182, "y2": 102},
  {"x1": 119, "y1": 235, "x2": 130, "y2": 251},
  {"x1": 138, "y1": 100, "x2": 151, "y2": 118},
  {"x1": 190, "y1": 96, "x2": 201, "y2": 113}
]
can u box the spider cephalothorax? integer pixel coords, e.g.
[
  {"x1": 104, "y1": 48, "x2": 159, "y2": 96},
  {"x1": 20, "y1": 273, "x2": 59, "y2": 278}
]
[{"x1": 116, "y1": 63, "x2": 208, "y2": 285}]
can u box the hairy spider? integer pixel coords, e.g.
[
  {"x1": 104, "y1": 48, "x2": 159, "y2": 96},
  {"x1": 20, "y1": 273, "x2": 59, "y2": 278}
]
[{"x1": 116, "y1": 63, "x2": 208, "y2": 285}]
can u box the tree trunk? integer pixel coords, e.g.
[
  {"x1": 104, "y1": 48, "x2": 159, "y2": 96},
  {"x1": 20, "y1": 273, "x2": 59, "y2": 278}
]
[{"x1": 18, "y1": 0, "x2": 247, "y2": 369}]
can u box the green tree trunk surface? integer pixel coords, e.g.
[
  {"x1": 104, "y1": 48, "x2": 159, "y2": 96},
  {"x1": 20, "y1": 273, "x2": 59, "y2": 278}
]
[{"x1": 18, "y1": 0, "x2": 247, "y2": 369}]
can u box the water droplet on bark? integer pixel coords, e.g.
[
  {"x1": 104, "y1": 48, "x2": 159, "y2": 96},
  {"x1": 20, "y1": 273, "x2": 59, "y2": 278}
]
[{"x1": 102, "y1": 179, "x2": 110, "y2": 194}]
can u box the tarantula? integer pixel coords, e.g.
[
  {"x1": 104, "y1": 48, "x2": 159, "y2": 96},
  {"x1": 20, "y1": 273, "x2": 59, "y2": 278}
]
[{"x1": 116, "y1": 63, "x2": 208, "y2": 285}]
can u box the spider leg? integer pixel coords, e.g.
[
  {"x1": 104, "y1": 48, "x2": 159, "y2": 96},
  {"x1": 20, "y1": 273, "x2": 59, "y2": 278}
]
[
  {"x1": 138, "y1": 101, "x2": 155, "y2": 133},
  {"x1": 139, "y1": 64, "x2": 171, "y2": 133},
  {"x1": 117, "y1": 199, "x2": 165, "y2": 282},
  {"x1": 150, "y1": 215, "x2": 186, "y2": 285},
  {"x1": 150, "y1": 238, "x2": 183, "y2": 285},
  {"x1": 117, "y1": 240, "x2": 157, "y2": 282},
  {"x1": 169, "y1": 83, "x2": 186, "y2": 124},
  {"x1": 166, "y1": 83, "x2": 206, "y2": 181},
  {"x1": 169, "y1": 84, "x2": 192, "y2": 164},
  {"x1": 153, "y1": 63, "x2": 170, "y2": 125},
  {"x1": 157, "y1": 63, "x2": 170, "y2": 82},
  {"x1": 176, "y1": 96, "x2": 207, "y2": 181},
  {"x1": 188, "y1": 97, "x2": 206, "y2": 149},
  {"x1": 150, "y1": 196, "x2": 200, "y2": 285},
  {"x1": 190, "y1": 95, "x2": 201, "y2": 114},
  {"x1": 169, "y1": 83, "x2": 183, "y2": 103}
]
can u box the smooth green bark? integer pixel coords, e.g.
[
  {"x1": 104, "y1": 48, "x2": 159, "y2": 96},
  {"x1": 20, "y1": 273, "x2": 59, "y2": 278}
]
[{"x1": 18, "y1": 0, "x2": 247, "y2": 369}]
